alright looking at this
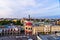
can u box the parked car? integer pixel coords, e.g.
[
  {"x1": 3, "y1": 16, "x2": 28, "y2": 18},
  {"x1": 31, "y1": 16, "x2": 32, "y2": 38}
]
[{"x1": 28, "y1": 38, "x2": 33, "y2": 40}]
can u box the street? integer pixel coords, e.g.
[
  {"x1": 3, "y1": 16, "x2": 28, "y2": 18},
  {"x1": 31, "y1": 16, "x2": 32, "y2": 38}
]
[{"x1": 0, "y1": 35, "x2": 37, "y2": 40}]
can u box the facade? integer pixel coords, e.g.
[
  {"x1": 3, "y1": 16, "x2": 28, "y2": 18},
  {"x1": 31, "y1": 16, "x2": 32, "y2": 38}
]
[
  {"x1": 51, "y1": 26, "x2": 60, "y2": 32},
  {"x1": 24, "y1": 21, "x2": 60, "y2": 35},
  {"x1": 56, "y1": 21, "x2": 60, "y2": 25},
  {"x1": 32, "y1": 26, "x2": 44, "y2": 34},
  {"x1": 23, "y1": 19, "x2": 60, "y2": 35},
  {"x1": 24, "y1": 21, "x2": 32, "y2": 35},
  {"x1": 32, "y1": 25, "x2": 60, "y2": 35}
]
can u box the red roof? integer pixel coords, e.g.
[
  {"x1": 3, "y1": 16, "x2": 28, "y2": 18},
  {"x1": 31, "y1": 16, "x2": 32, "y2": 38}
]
[{"x1": 26, "y1": 22, "x2": 32, "y2": 26}]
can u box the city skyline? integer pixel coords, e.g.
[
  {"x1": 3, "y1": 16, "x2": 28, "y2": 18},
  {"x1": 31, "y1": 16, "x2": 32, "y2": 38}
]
[{"x1": 0, "y1": 0, "x2": 59, "y2": 18}]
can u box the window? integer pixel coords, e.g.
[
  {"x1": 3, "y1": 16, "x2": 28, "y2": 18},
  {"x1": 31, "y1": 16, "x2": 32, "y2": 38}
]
[
  {"x1": 29, "y1": 28, "x2": 30, "y2": 30},
  {"x1": 28, "y1": 28, "x2": 32, "y2": 30},
  {"x1": 31, "y1": 28, "x2": 32, "y2": 30},
  {"x1": 26, "y1": 27, "x2": 27, "y2": 29}
]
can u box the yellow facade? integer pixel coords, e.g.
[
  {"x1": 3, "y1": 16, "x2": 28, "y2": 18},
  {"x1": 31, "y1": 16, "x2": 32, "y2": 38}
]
[
  {"x1": 32, "y1": 26, "x2": 44, "y2": 34},
  {"x1": 32, "y1": 25, "x2": 60, "y2": 35},
  {"x1": 56, "y1": 21, "x2": 60, "y2": 25},
  {"x1": 51, "y1": 26, "x2": 60, "y2": 32},
  {"x1": 12, "y1": 20, "x2": 17, "y2": 22}
]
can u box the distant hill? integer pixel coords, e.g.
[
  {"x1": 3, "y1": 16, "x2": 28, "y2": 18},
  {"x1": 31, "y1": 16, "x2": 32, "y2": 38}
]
[
  {"x1": 42, "y1": 15, "x2": 60, "y2": 19},
  {"x1": 33, "y1": 15, "x2": 60, "y2": 19}
]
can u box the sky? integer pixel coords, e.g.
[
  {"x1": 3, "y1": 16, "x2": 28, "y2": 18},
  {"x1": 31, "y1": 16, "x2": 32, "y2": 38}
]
[{"x1": 0, "y1": 0, "x2": 59, "y2": 18}]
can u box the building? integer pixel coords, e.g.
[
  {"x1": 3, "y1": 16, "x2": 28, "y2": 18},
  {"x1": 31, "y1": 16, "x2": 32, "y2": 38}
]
[
  {"x1": 56, "y1": 21, "x2": 60, "y2": 25},
  {"x1": 32, "y1": 24, "x2": 51, "y2": 35},
  {"x1": 24, "y1": 21, "x2": 32, "y2": 35},
  {"x1": 32, "y1": 25, "x2": 60, "y2": 35},
  {"x1": 37, "y1": 34, "x2": 60, "y2": 40}
]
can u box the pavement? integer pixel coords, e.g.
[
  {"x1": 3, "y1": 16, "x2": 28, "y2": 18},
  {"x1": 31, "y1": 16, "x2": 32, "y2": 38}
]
[
  {"x1": 0, "y1": 36, "x2": 16, "y2": 40},
  {"x1": 0, "y1": 35, "x2": 37, "y2": 40}
]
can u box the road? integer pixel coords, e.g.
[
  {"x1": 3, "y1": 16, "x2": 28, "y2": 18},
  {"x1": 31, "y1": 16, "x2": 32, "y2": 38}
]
[{"x1": 0, "y1": 35, "x2": 37, "y2": 40}]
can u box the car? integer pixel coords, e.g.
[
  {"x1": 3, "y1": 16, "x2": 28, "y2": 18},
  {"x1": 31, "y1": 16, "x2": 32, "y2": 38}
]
[
  {"x1": 28, "y1": 38, "x2": 33, "y2": 40},
  {"x1": 0, "y1": 29, "x2": 2, "y2": 33}
]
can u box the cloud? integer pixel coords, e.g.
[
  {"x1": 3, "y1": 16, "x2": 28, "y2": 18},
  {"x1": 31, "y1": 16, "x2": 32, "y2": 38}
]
[
  {"x1": 0, "y1": 0, "x2": 59, "y2": 18},
  {"x1": 0, "y1": 0, "x2": 13, "y2": 17}
]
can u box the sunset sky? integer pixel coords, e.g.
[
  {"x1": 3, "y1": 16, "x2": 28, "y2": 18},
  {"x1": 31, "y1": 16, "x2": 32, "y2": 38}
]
[{"x1": 0, "y1": 0, "x2": 59, "y2": 18}]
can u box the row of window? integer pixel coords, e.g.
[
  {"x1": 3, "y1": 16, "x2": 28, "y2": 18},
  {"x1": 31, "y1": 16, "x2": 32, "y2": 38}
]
[{"x1": 26, "y1": 27, "x2": 32, "y2": 30}]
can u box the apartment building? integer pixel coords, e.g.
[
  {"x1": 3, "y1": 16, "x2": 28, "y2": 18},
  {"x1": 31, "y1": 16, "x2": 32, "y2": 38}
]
[{"x1": 32, "y1": 25, "x2": 60, "y2": 35}]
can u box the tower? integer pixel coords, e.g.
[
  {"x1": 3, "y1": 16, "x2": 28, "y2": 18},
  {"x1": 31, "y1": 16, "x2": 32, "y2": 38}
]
[{"x1": 28, "y1": 15, "x2": 30, "y2": 19}]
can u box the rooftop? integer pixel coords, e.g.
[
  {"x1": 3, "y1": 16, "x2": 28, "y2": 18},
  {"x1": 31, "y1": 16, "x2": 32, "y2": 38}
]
[{"x1": 38, "y1": 34, "x2": 60, "y2": 40}]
